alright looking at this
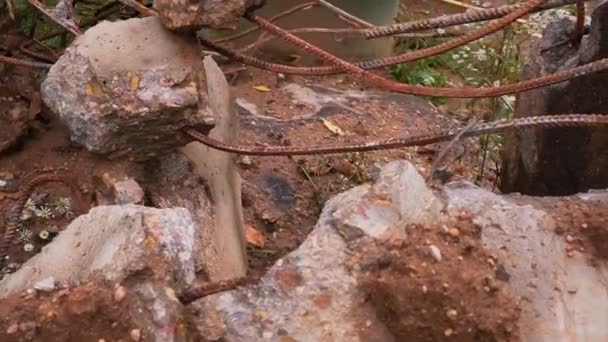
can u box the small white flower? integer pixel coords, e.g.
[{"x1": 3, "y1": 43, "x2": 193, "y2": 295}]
[
  {"x1": 39, "y1": 230, "x2": 50, "y2": 240},
  {"x1": 53, "y1": 197, "x2": 73, "y2": 217},
  {"x1": 472, "y1": 48, "x2": 488, "y2": 61},
  {"x1": 17, "y1": 228, "x2": 33, "y2": 243},
  {"x1": 24, "y1": 243, "x2": 35, "y2": 252},
  {"x1": 24, "y1": 198, "x2": 36, "y2": 212},
  {"x1": 422, "y1": 75, "x2": 436, "y2": 85},
  {"x1": 35, "y1": 206, "x2": 53, "y2": 219},
  {"x1": 501, "y1": 95, "x2": 516, "y2": 108}
]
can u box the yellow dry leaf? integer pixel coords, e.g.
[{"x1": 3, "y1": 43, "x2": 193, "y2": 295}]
[
  {"x1": 322, "y1": 119, "x2": 345, "y2": 136},
  {"x1": 253, "y1": 85, "x2": 271, "y2": 92},
  {"x1": 129, "y1": 75, "x2": 140, "y2": 91}
]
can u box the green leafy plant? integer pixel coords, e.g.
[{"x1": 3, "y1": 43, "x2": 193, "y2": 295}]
[{"x1": 390, "y1": 55, "x2": 450, "y2": 105}]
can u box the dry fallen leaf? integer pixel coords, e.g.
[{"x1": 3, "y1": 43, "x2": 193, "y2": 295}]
[
  {"x1": 28, "y1": 91, "x2": 42, "y2": 118},
  {"x1": 253, "y1": 85, "x2": 271, "y2": 92},
  {"x1": 245, "y1": 224, "x2": 265, "y2": 247},
  {"x1": 129, "y1": 75, "x2": 140, "y2": 91},
  {"x1": 322, "y1": 119, "x2": 345, "y2": 136}
]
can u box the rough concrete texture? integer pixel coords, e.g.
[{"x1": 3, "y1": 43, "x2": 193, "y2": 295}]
[
  {"x1": 501, "y1": 2, "x2": 608, "y2": 195},
  {"x1": 191, "y1": 160, "x2": 608, "y2": 341},
  {"x1": 180, "y1": 57, "x2": 248, "y2": 281},
  {"x1": 0, "y1": 205, "x2": 196, "y2": 298},
  {"x1": 193, "y1": 161, "x2": 441, "y2": 341},
  {"x1": 0, "y1": 205, "x2": 197, "y2": 341},
  {"x1": 154, "y1": 0, "x2": 266, "y2": 31},
  {"x1": 145, "y1": 56, "x2": 247, "y2": 285},
  {"x1": 444, "y1": 183, "x2": 608, "y2": 342},
  {"x1": 95, "y1": 172, "x2": 145, "y2": 205},
  {"x1": 41, "y1": 16, "x2": 215, "y2": 161}
]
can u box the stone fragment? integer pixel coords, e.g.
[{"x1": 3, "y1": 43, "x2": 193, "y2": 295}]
[
  {"x1": 33, "y1": 277, "x2": 56, "y2": 292},
  {"x1": 154, "y1": 0, "x2": 266, "y2": 31},
  {"x1": 0, "y1": 205, "x2": 197, "y2": 341},
  {"x1": 41, "y1": 17, "x2": 215, "y2": 161},
  {"x1": 191, "y1": 160, "x2": 608, "y2": 341},
  {"x1": 428, "y1": 245, "x2": 442, "y2": 262},
  {"x1": 445, "y1": 181, "x2": 608, "y2": 341},
  {"x1": 95, "y1": 173, "x2": 144, "y2": 205}
]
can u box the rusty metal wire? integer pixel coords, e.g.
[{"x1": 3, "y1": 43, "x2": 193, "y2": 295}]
[
  {"x1": 200, "y1": 0, "x2": 573, "y2": 78},
  {"x1": 316, "y1": 0, "x2": 374, "y2": 29},
  {"x1": 574, "y1": 0, "x2": 586, "y2": 45},
  {"x1": 0, "y1": 55, "x2": 53, "y2": 68},
  {"x1": 245, "y1": 12, "x2": 608, "y2": 98},
  {"x1": 212, "y1": 1, "x2": 318, "y2": 44},
  {"x1": 25, "y1": 0, "x2": 81, "y2": 36},
  {"x1": 364, "y1": 0, "x2": 585, "y2": 38},
  {"x1": 184, "y1": 114, "x2": 608, "y2": 156},
  {"x1": 179, "y1": 276, "x2": 257, "y2": 304}
]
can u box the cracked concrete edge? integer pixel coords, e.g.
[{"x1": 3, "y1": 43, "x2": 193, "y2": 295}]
[{"x1": 180, "y1": 56, "x2": 247, "y2": 281}]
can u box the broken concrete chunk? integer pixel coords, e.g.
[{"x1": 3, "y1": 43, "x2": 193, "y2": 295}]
[
  {"x1": 33, "y1": 276, "x2": 56, "y2": 292},
  {"x1": 41, "y1": 16, "x2": 215, "y2": 161},
  {"x1": 0, "y1": 205, "x2": 196, "y2": 298},
  {"x1": 95, "y1": 173, "x2": 145, "y2": 205},
  {"x1": 193, "y1": 160, "x2": 516, "y2": 341},
  {"x1": 332, "y1": 160, "x2": 442, "y2": 241},
  {"x1": 444, "y1": 181, "x2": 608, "y2": 341},
  {"x1": 191, "y1": 160, "x2": 607, "y2": 341},
  {"x1": 154, "y1": 0, "x2": 266, "y2": 31},
  {"x1": 0, "y1": 205, "x2": 198, "y2": 341}
]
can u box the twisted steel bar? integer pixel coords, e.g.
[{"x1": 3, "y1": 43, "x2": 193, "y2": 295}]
[
  {"x1": 574, "y1": 0, "x2": 585, "y2": 45},
  {"x1": 365, "y1": 0, "x2": 582, "y2": 38},
  {"x1": 206, "y1": 0, "x2": 543, "y2": 76},
  {"x1": 244, "y1": 12, "x2": 608, "y2": 98},
  {"x1": 183, "y1": 114, "x2": 608, "y2": 156},
  {"x1": 0, "y1": 55, "x2": 53, "y2": 68},
  {"x1": 179, "y1": 276, "x2": 256, "y2": 304}
]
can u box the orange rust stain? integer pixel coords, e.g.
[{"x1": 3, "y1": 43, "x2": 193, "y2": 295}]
[{"x1": 312, "y1": 293, "x2": 333, "y2": 310}]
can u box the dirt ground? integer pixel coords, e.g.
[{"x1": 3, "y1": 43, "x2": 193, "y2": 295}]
[
  {"x1": 360, "y1": 215, "x2": 521, "y2": 341},
  {"x1": 0, "y1": 282, "x2": 138, "y2": 342},
  {"x1": 0, "y1": 1, "x2": 599, "y2": 340}
]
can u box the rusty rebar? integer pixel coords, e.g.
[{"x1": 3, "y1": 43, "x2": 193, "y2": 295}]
[
  {"x1": 184, "y1": 114, "x2": 608, "y2": 156},
  {"x1": 205, "y1": 0, "x2": 550, "y2": 77},
  {"x1": 365, "y1": 0, "x2": 584, "y2": 39},
  {"x1": 573, "y1": 0, "x2": 585, "y2": 45},
  {"x1": 0, "y1": 55, "x2": 53, "y2": 68},
  {"x1": 244, "y1": 11, "x2": 608, "y2": 98},
  {"x1": 179, "y1": 276, "x2": 257, "y2": 304}
]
